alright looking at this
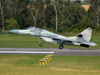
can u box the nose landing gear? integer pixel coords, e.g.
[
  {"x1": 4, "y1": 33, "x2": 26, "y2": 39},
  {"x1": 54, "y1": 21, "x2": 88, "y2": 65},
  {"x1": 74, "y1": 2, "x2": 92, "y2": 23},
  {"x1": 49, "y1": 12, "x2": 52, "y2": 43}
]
[
  {"x1": 39, "y1": 43, "x2": 43, "y2": 47},
  {"x1": 37, "y1": 37, "x2": 43, "y2": 47}
]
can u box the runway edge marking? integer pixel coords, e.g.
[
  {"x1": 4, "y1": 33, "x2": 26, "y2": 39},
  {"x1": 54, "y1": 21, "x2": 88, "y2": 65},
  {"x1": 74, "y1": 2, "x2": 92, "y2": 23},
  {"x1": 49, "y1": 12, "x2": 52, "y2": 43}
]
[{"x1": 0, "y1": 51, "x2": 54, "y2": 54}]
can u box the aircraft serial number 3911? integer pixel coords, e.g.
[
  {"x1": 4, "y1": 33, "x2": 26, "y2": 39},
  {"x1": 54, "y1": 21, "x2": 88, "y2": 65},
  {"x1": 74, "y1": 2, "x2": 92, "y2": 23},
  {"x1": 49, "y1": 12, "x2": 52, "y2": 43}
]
[{"x1": 9, "y1": 27, "x2": 97, "y2": 49}]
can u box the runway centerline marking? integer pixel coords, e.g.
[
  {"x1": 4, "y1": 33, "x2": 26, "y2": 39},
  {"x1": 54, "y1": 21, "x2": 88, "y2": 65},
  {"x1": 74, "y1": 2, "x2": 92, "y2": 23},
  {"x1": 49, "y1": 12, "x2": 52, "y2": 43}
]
[{"x1": 0, "y1": 51, "x2": 54, "y2": 54}]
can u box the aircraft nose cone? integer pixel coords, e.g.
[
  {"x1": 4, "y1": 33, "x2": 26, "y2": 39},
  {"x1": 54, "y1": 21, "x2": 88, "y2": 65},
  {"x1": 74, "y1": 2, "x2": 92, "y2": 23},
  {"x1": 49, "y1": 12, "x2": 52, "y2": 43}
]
[{"x1": 9, "y1": 29, "x2": 19, "y2": 34}]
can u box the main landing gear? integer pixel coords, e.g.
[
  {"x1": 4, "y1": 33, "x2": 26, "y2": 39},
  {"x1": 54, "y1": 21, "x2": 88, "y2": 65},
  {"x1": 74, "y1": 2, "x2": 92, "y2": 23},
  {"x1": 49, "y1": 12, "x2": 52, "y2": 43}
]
[{"x1": 59, "y1": 44, "x2": 64, "y2": 49}]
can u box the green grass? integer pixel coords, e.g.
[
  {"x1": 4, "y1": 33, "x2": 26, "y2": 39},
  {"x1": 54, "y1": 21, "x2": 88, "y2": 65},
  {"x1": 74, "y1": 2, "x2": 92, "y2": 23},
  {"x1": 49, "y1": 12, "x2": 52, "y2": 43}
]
[
  {"x1": 0, "y1": 33, "x2": 100, "y2": 75},
  {"x1": 0, "y1": 55, "x2": 100, "y2": 75},
  {"x1": 0, "y1": 33, "x2": 100, "y2": 49},
  {"x1": 0, "y1": 34, "x2": 58, "y2": 48}
]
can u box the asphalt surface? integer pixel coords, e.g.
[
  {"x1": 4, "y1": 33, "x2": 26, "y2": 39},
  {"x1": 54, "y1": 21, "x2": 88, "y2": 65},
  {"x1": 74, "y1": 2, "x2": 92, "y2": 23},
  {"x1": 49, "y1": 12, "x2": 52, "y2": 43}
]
[{"x1": 0, "y1": 48, "x2": 100, "y2": 56}]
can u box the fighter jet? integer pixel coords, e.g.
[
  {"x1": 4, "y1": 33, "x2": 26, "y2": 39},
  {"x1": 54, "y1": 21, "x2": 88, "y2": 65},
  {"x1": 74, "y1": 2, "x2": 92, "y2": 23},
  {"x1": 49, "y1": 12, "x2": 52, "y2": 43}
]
[{"x1": 9, "y1": 26, "x2": 97, "y2": 49}]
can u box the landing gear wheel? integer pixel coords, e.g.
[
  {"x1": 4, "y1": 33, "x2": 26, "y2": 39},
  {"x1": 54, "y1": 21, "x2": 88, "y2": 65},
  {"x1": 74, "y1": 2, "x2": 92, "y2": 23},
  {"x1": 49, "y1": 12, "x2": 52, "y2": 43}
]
[
  {"x1": 37, "y1": 37, "x2": 43, "y2": 47},
  {"x1": 59, "y1": 45, "x2": 64, "y2": 49},
  {"x1": 39, "y1": 43, "x2": 43, "y2": 47}
]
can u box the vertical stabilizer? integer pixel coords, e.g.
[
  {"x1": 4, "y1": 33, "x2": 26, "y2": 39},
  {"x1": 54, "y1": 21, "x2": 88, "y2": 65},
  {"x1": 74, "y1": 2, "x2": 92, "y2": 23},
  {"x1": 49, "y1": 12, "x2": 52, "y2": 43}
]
[{"x1": 77, "y1": 27, "x2": 92, "y2": 42}]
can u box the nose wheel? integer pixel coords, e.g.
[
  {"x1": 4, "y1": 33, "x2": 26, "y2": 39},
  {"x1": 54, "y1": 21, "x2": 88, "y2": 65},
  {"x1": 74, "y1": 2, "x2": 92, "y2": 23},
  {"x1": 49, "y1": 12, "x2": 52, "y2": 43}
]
[
  {"x1": 59, "y1": 44, "x2": 64, "y2": 49},
  {"x1": 37, "y1": 37, "x2": 43, "y2": 47},
  {"x1": 39, "y1": 43, "x2": 43, "y2": 47}
]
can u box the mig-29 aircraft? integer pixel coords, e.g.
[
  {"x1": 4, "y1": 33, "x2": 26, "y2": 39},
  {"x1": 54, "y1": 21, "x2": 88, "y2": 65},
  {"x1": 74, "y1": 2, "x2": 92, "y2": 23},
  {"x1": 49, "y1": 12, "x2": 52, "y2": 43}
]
[{"x1": 9, "y1": 27, "x2": 97, "y2": 49}]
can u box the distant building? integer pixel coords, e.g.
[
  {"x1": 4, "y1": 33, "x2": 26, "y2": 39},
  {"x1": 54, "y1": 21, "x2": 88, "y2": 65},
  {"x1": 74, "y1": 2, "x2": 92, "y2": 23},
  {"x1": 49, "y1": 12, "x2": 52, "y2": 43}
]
[{"x1": 81, "y1": 5, "x2": 90, "y2": 11}]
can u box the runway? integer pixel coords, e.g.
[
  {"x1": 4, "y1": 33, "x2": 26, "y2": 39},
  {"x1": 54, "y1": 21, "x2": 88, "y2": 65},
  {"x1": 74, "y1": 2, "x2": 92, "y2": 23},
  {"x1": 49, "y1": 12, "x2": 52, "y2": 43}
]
[{"x1": 0, "y1": 48, "x2": 100, "y2": 56}]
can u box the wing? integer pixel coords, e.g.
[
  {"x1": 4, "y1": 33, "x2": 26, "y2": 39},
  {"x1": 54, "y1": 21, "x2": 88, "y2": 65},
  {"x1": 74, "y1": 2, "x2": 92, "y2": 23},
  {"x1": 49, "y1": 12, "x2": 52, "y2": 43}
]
[{"x1": 41, "y1": 37, "x2": 54, "y2": 43}]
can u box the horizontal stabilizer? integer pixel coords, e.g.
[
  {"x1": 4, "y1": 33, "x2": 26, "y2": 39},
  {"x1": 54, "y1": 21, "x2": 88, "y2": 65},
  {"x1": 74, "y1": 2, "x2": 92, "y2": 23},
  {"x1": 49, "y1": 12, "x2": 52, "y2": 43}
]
[{"x1": 82, "y1": 41, "x2": 97, "y2": 46}]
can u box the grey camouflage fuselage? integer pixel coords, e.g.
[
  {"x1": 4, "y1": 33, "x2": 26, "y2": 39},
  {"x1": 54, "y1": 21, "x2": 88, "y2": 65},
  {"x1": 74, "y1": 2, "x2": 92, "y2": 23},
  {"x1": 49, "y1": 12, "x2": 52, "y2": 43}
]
[{"x1": 9, "y1": 27, "x2": 97, "y2": 49}]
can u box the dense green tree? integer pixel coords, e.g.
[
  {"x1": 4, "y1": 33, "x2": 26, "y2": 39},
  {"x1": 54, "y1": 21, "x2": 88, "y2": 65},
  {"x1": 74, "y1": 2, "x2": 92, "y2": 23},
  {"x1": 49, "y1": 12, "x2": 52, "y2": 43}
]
[
  {"x1": 89, "y1": 0, "x2": 100, "y2": 26},
  {"x1": 45, "y1": 4, "x2": 55, "y2": 30},
  {"x1": 52, "y1": 0, "x2": 70, "y2": 31},
  {"x1": 28, "y1": 0, "x2": 44, "y2": 27},
  {"x1": 14, "y1": 0, "x2": 31, "y2": 28},
  {"x1": 0, "y1": 0, "x2": 99, "y2": 32},
  {"x1": 68, "y1": 3, "x2": 87, "y2": 31},
  {"x1": 43, "y1": 0, "x2": 51, "y2": 5},
  {"x1": 57, "y1": 0, "x2": 70, "y2": 32},
  {"x1": 5, "y1": 18, "x2": 19, "y2": 30},
  {"x1": 74, "y1": 0, "x2": 81, "y2": 3},
  {"x1": 87, "y1": 6, "x2": 97, "y2": 28},
  {"x1": 4, "y1": 0, "x2": 30, "y2": 29},
  {"x1": 0, "y1": 0, "x2": 5, "y2": 30},
  {"x1": 81, "y1": 0, "x2": 90, "y2": 5}
]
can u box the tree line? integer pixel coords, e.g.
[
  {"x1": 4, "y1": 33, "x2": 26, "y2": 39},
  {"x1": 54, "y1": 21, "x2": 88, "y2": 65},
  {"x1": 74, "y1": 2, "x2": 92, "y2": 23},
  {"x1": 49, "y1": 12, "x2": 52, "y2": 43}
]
[{"x1": 0, "y1": 0, "x2": 100, "y2": 32}]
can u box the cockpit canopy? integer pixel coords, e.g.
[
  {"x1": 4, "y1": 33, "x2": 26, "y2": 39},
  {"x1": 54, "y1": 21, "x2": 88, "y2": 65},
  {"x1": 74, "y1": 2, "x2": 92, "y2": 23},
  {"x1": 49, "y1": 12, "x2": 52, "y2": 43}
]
[
  {"x1": 25, "y1": 26, "x2": 42, "y2": 31},
  {"x1": 27, "y1": 26, "x2": 43, "y2": 33}
]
